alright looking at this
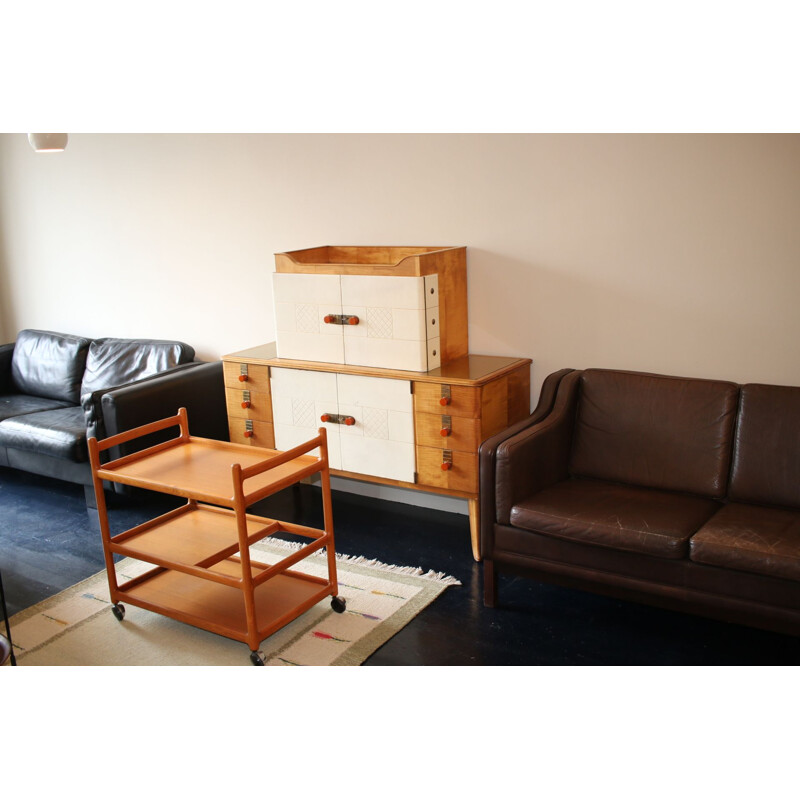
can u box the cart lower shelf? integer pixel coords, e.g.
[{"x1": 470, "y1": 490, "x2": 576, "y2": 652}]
[{"x1": 117, "y1": 557, "x2": 333, "y2": 647}]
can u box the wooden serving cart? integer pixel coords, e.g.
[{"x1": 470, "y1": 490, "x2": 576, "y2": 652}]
[{"x1": 87, "y1": 407, "x2": 345, "y2": 665}]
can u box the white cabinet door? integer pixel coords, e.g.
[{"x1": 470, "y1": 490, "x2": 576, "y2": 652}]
[
  {"x1": 270, "y1": 368, "x2": 415, "y2": 483},
  {"x1": 336, "y1": 373, "x2": 415, "y2": 483},
  {"x1": 341, "y1": 274, "x2": 440, "y2": 371},
  {"x1": 270, "y1": 367, "x2": 342, "y2": 467},
  {"x1": 273, "y1": 272, "x2": 441, "y2": 371},
  {"x1": 273, "y1": 273, "x2": 344, "y2": 363}
]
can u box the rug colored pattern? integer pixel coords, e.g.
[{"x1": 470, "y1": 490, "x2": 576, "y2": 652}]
[{"x1": 7, "y1": 538, "x2": 460, "y2": 666}]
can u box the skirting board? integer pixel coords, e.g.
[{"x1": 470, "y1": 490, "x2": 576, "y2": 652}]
[{"x1": 305, "y1": 474, "x2": 469, "y2": 516}]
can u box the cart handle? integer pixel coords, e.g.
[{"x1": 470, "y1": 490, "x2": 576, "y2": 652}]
[
  {"x1": 238, "y1": 428, "x2": 328, "y2": 482},
  {"x1": 92, "y1": 407, "x2": 190, "y2": 454}
]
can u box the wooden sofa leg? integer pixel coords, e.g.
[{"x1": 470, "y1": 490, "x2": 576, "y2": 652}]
[{"x1": 483, "y1": 558, "x2": 497, "y2": 607}]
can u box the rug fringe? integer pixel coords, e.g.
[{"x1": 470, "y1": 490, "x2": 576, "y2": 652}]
[{"x1": 260, "y1": 536, "x2": 462, "y2": 586}]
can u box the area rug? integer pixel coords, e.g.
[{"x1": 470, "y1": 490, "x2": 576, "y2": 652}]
[{"x1": 7, "y1": 538, "x2": 460, "y2": 666}]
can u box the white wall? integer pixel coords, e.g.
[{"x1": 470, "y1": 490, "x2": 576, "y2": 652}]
[{"x1": 1, "y1": 133, "x2": 799, "y2": 509}]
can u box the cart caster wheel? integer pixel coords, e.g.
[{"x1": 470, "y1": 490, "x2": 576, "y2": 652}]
[
  {"x1": 112, "y1": 603, "x2": 125, "y2": 621},
  {"x1": 331, "y1": 596, "x2": 347, "y2": 613},
  {"x1": 250, "y1": 650, "x2": 265, "y2": 666}
]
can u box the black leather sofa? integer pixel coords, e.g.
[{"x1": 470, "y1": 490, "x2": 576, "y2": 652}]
[
  {"x1": 0, "y1": 329, "x2": 228, "y2": 507},
  {"x1": 480, "y1": 367, "x2": 800, "y2": 637}
]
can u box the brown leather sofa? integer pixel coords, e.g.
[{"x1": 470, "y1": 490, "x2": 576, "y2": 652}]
[{"x1": 479, "y1": 368, "x2": 800, "y2": 636}]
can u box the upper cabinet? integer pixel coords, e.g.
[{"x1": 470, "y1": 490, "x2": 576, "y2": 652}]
[{"x1": 273, "y1": 246, "x2": 468, "y2": 372}]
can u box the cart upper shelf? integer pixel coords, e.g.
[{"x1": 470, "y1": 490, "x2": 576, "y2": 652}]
[{"x1": 96, "y1": 436, "x2": 320, "y2": 506}]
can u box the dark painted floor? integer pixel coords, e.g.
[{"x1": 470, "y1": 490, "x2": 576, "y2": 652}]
[{"x1": 1, "y1": 465, "x2": 798, "y2": 665}]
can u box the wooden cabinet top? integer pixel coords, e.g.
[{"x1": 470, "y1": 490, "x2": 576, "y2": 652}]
[
  {"x1": 223, "y1": 342, "x2": 531, "y2": 387},
  {"x1": 275, "y1": 245, "x2": 465, "y2": 276}
]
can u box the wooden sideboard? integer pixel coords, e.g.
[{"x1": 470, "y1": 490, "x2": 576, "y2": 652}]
[{"x1": 223, "y1": 342, "x2": 532, "y2": 561}]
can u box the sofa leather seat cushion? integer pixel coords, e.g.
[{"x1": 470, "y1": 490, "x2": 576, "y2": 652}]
[
  {"x1": 0, "y1": 393, "x2": 71, "y2": 422},
  {"x1": 509, "y1": 478, "x2": 721, "y2": 559},
  {"x1": 727, "y1": 383, "x2": 800, "y2": 508},
  {"x1": 0, "y1": 406, "x2": 89, "y2": 461},
  {"x1": 10, "y1": 329, "x2": 91, "y2": 404},
  {"x1": 569, "y1": 370, "x2": 739, "y2": 499},
  {"x1": 690, "y1": 503, "x2": 800, "y2": 581},
  {"x1": 80, "y1": 338, "x2": 196, "y2": 396}
]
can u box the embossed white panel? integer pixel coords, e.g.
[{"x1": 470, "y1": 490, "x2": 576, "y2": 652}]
[
  {"x1": 271, "y1": 368, "x2": 414, "y2": 481},
  {"x1": 273, "y1": 273, "x2": 344, "y2": 362},
  {"x1": 340, "y1": 275, "x2": 425, "y2": 310},
  {"x1": 270, "y1": 367, "x2": 342, "y2": 467},
  {"x1": 336, "y1": 373, "x2": 415, "y2": 482},
  {"x1": 274, "y1": 272, "x2": 442, "y2": 371},
  {"x1": 343, "y1": 336, "x2": 428, "y2": 372}
]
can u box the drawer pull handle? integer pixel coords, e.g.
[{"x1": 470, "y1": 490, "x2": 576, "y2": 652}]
[
  {"x1": 441, "y1": 461, "x2": 452, "y2": 471},
  {"x1": 439, "y1": 396, "x2": 450, "y2": 406},
  {"x1": 441, "y1": 449, "x2": 453, "y2": 470},
  {"x1": 244, "y1": 430, "x2": 254, "y2": 438},
  {"x1": 323, "y1": 314, "x2": 360, "y2": 326},
  {"x1": 238, "y1": 374, "x2": 248, "y2": 382},
  {"x1": 440, "y1": 427, "x2": 451, "y2": 437},
  {"x1": 241, "y1": 400, "x2": 251, "y2": 409},
  {"x1": 321, "y1": 413, "x2": 356, "y2": 426}
]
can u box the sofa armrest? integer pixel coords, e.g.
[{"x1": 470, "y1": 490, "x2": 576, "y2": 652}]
[
  {"x1": 479, "y1": 369, "x2": 582, "y2": 555},
  {"x1": 81, "y1": 361, "x2": 202, "y2": 442},
  {"x1": 0, "y1": 342, "x2": 14, "y2": 393},
  {"x1": 99, "y1": 361, "x2": 228, "y2": 465}
]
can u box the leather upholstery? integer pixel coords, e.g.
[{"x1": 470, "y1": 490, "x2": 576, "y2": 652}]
[
  {"x1": 80, "y1": 338, "x2": 195, "y2": 396},
  {"x1": 0, "y1": 394, "x2": 71, "y2": 422},
  {"x1": 11, "y1": 330, "x2": 91, "y2": 404},
  {"x1": 0, "y1": 406, "x2": 88, "y2": 461},
  {"x1": 481, "y1": 367, "x2": 800, "y2": 636},
  {"x1": 570, "y1": 369, "x2": 739, "y2": 499},
  {"x1": 0, "y1": 343, "x2": 14, "y2": 393},
  {"x1": 510, "y1": 478, "x2": 720, "y2": 559},
  {"x1": 691, "y1": 503, "x2": 800, "y2": 581},
  {"x1": 728, "y1": 383, "x2": 800, "y2": 507},
  {"x1": 479, "y1": 368, "x2": 575, "y2": 557},
  {"x1": 494, "y1": 370, "x2": 583, "y2": 525},
  {"x1": 0, "y1": 330, "x2": 226, "y2": 503}
]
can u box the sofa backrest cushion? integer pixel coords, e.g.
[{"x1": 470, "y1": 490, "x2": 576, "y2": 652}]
[
  {"x1": 11, "y1": 329, "x2": 91, "y2": 404},
  {"x1": 80, "y1": 338, "x2": 196, "y2": 396},
  {"x1": 569, "y1": 369, "x2": 739, "y2": 499},
  {"x1": 728, "y1": 383, "x2": 800, "y2": 508}
]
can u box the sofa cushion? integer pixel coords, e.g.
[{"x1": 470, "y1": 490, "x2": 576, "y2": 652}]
[
  {"x1": 509, "y1": 478, "x2": 721, "y2": 559},
  {"x1": 569, "y1": 369, "x2": 739, "y2": 499},
  {"x1": 728, "y1": 383, "x2": 800, "y2": 508},
  {"x1": 11, "y1": 329, "x2": 91, "y2": 404},
  {"x1": 0, "y1": 393, "x2": 72, "y2": 422},
  {"x1": 80, "y1": 338, "x2": 196, "y2": 396},
  {"x1": 690, "y1": 503, "x2": 800, "y2": 581},
  {"x1": 0, "y1": 406, "x2": 89, "y2": 461}
]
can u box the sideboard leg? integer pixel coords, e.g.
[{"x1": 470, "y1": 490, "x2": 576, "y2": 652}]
[{"x1": 468, "y1": 496, "x2": 481, "y2": 562}]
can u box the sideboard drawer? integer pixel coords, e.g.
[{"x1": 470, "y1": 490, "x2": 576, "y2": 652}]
[
  {"x1": 413, "y1": 382, "x2": 481, "y2": 418},
  {"x1": 414, "y1": 411, "x2": 480, "y2": 453},
  {"x1": 227, "y1": 418, "x2": 275, "y2": 448},
  {"x1": 225, "y1": 388, "x2": 273, "y2": 422},
  {"x1": 416, "y1": 446, "x2": 478, "y2": 492},
  {"x1": 223, "y1": 361, "x2": 271, "y2": 393}
]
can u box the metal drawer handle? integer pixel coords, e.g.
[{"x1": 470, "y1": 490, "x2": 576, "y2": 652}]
[
  {"x1": 320, "y1": 413, "x2": 356, "y2": 426},
  {"x1": 323, "y1": 314, "x2": 360, "y2": 326}
]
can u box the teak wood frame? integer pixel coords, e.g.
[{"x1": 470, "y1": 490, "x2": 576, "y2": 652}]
[{"x1": 88, "y1": 408, "x2": 341, "y2": 659}]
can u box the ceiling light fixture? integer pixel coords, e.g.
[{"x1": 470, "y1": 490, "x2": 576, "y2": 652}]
[{"x1": 28, "y1": 133, "x2": 68, "y2": 152}]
